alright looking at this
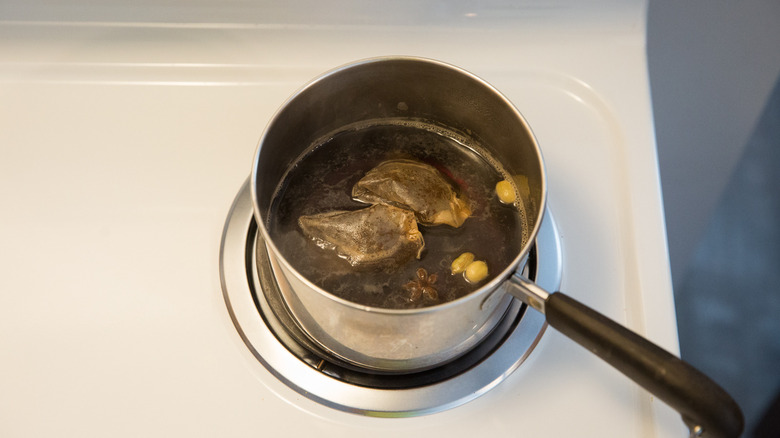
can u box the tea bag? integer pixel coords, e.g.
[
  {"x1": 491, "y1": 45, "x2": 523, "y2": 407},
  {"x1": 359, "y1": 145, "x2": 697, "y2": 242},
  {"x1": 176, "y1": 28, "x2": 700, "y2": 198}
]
[
  {"x1": 352, "y1": 159, "x2": 471, "y2": 228},
  {"x1": 298, "y1": 204, "x2": 425, "y2": 267}
]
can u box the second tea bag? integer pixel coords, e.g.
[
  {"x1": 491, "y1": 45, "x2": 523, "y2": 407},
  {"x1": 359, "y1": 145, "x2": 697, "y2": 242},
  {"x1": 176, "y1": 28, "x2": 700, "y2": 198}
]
[{"x1": 352, "y1": 159, "x2": 471, "y2": 228}]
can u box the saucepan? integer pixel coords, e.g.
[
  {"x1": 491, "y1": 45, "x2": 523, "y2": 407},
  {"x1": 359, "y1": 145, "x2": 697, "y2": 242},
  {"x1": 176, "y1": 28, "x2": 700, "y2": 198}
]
[{"x1": 250, "y1": 57, "x2": 743, "y2": 437}]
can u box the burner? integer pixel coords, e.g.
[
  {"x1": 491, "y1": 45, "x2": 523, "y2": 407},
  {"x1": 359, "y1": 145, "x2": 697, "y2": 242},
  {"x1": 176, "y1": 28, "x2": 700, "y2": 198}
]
[{"x1": 220, "y1": 179, "x2": 562, "y2": 416}]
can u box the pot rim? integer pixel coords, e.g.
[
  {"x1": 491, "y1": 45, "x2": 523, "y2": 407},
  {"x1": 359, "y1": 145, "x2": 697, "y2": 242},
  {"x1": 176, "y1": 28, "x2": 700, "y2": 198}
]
[{"x1": 250, "y1": 55, "x2": 548, "y2": 316}]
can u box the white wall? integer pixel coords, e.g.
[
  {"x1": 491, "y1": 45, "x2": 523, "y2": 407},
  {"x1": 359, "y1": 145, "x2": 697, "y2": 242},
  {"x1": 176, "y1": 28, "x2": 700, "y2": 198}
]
[{"x1": 647, "y1": 0, "x2": 780, "y2": 288}]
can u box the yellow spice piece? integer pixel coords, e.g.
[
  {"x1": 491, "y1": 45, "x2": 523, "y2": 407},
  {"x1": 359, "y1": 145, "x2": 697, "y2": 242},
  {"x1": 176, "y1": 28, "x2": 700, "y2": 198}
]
[
  {"x1": 495, "y1": 180, "x2": 516, "y2": 204},
  {"x1": 450, "y1": 252, "x2": 475, "y2": 275},
  {"x1": 464, "y1": 260, "x2": 489, "y2": 284}
]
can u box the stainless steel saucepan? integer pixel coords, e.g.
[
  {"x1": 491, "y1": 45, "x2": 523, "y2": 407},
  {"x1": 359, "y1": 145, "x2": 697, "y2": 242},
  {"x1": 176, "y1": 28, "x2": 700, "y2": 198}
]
[{"x1": 251, "y1": 57, "x2": 743, "y2": 438}]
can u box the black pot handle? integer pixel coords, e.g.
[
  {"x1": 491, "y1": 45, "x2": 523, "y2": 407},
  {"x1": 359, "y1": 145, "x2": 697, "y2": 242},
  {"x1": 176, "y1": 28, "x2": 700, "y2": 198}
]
[
  {"x1": 508, "y1": 277, "x2": 744, "y2": 437},
  {"x1": 549, "y1": 292, "x2": 744, "y2": 437}
]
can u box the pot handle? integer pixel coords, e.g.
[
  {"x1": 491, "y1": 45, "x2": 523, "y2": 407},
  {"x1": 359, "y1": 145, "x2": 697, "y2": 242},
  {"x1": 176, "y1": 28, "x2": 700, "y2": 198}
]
[{"x1": 507, "y1": 275, "x2": 744, "y2": 438}]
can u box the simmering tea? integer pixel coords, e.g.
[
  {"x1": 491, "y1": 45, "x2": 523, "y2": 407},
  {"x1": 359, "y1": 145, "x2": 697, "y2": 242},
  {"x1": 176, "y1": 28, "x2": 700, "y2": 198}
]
[{"x1": 268, "y1": 119, "x2": 525, "y2": 309}]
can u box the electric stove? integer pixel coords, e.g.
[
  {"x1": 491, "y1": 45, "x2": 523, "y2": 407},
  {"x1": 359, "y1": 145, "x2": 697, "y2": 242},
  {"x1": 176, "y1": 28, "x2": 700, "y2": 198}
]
[{"x1": 0, "y1": 1, "x2": 683, "y2": 436}]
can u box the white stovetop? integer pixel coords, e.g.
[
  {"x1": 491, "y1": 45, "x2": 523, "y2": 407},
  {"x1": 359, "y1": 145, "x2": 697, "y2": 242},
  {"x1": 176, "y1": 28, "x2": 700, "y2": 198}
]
[{"x1": 0, "y1": 2, "x2": 682, "y2": 436}]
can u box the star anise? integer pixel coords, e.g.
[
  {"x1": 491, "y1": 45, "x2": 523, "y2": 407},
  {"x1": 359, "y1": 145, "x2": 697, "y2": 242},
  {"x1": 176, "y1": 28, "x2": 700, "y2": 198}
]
[{"x1": 403, "y1": 267, "x2": 439, "y2": 302}]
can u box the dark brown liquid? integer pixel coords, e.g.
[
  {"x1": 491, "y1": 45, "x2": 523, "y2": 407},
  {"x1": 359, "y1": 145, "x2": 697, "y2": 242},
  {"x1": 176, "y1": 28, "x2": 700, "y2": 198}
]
[{"x1": 268, "y1": 120, "x2": 524, "y2": 309}]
